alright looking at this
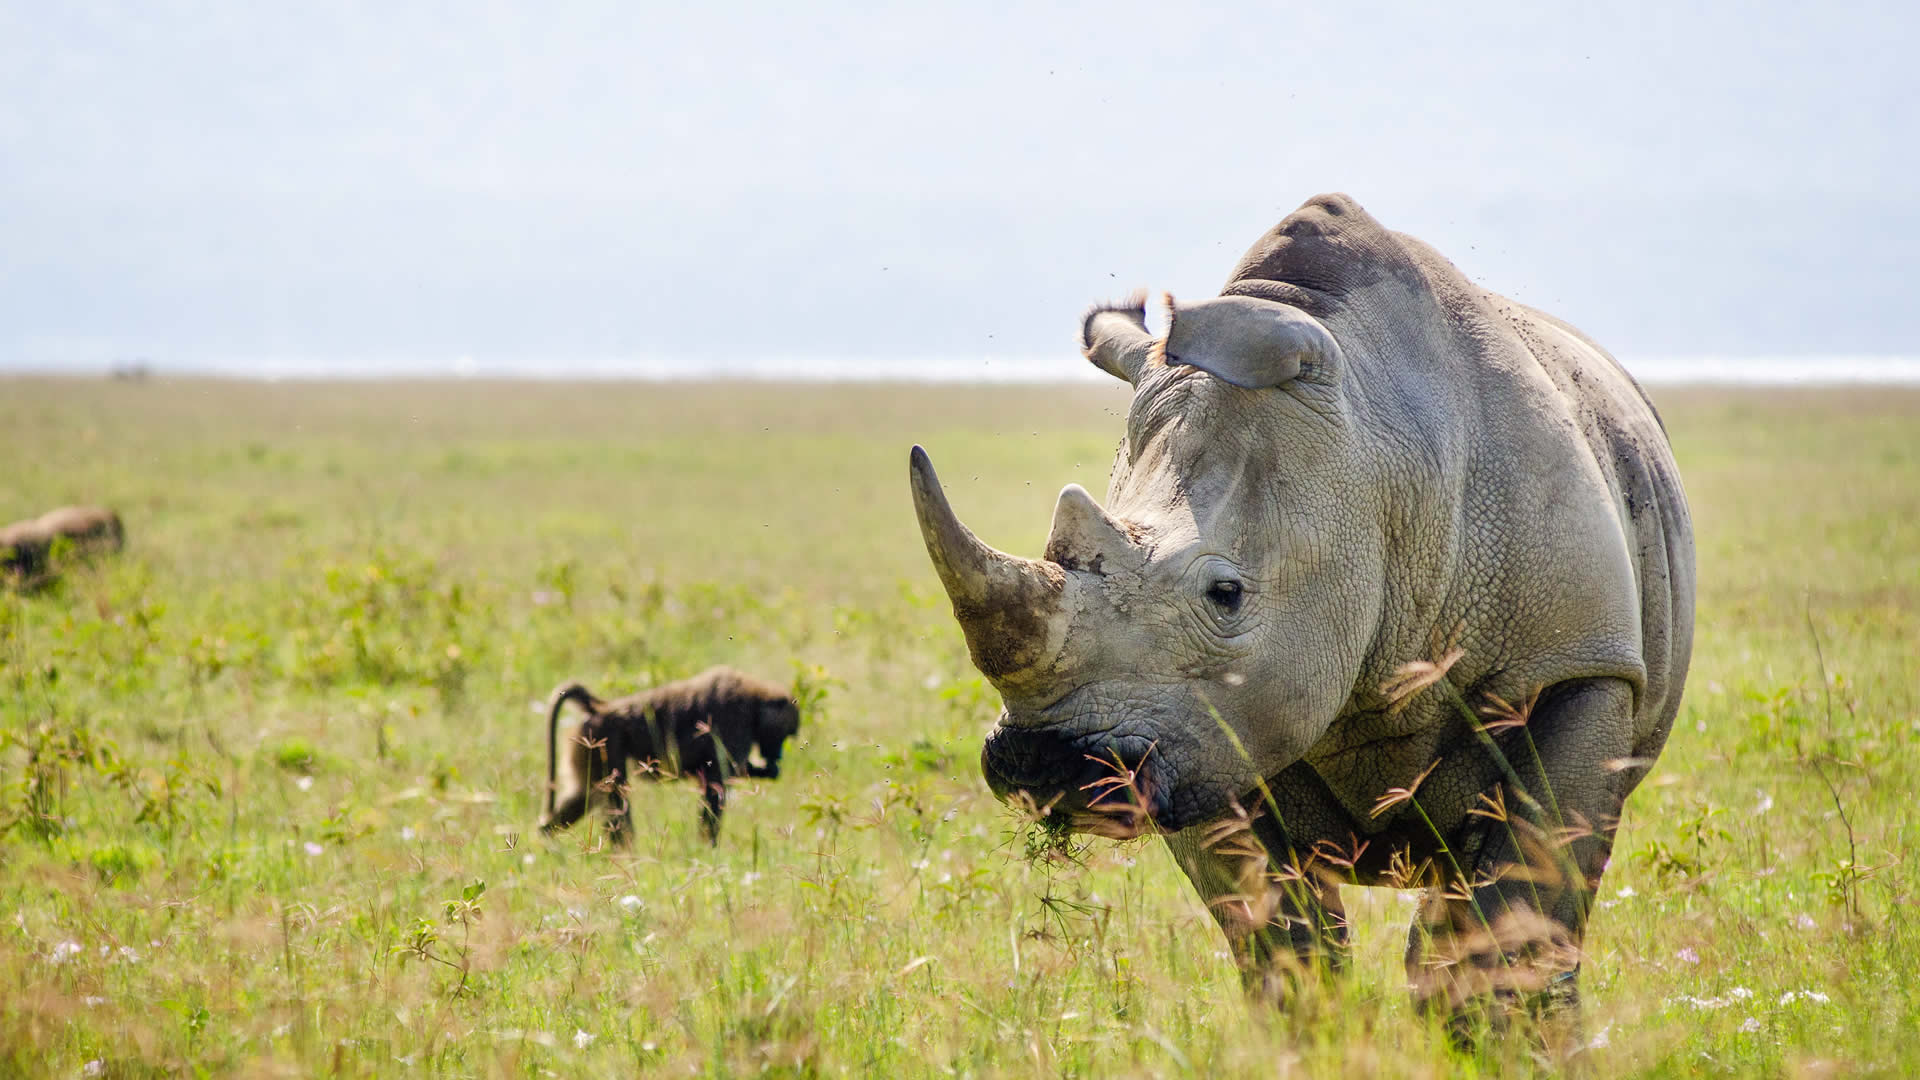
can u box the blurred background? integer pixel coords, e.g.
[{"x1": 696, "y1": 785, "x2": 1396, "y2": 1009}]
[{"x1": 2, "y1": 1, "x2": 1914, "y2": 379}]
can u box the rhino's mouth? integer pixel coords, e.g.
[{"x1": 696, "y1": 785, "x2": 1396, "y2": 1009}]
[
  {"x1": 981, "y1": 686, "x2": 1248, "y2": 834},
  {"x1": 981, "y1": 721, "x2": 1173, "y2": 838}
]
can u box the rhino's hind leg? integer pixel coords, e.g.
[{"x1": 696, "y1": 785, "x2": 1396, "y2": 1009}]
[{"x1": 1405, "y1": 677, "x2": 1638, "y2": 1049}]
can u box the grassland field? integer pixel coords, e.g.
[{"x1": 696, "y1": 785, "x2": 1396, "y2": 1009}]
[{"x1": 1, "y1": 377, "x2": 1916, "y2": 1077}]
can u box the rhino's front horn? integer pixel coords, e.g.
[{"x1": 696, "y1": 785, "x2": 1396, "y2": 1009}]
[{"x1": 908, "y1": 446, "x2": 1067, "y2": 684}]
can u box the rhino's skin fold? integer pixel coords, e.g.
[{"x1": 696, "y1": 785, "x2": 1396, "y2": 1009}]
[{"x1": 910, "y1": 192, "x2": 1694, "y2": 1017}]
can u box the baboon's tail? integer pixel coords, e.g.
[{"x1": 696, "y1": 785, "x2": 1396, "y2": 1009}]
[{"x1": 546, "y1": 682, "x2": 604, "y2": 819}]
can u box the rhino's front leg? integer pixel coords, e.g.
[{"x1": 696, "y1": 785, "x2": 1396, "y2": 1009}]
[
  {"x1": 1166, "y1": 817, "x2": 1349, "y2": 1004},
  {"x1": 1406, "y1": 677, "x2": 1639, "y2": 1041}
]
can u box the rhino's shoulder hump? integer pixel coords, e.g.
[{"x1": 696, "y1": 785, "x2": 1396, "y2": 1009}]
[{"x1": 1223, "y1": 193, "x2": 1433, "y2": 304}]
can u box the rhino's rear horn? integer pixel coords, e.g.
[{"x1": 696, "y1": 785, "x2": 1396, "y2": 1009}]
[
  {"x1": 1081, "y1": 291, "x2": 1155, "y2": 385},
  {"x1": 1044, "y1": 485, "x2": 1141, "y2": 574}
]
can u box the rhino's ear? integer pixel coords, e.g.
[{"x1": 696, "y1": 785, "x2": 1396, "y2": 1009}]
[
  {"x1": 1080, "y1": 290, "x2": 1155, "y2": 384},
  {"x1": 1160, "y1": 294, "x2": 1340, "y2": 389}
]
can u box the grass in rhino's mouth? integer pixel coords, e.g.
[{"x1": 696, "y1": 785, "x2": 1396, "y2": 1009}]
[
  {"x1": 1005, "y1": 744, "x2": 1164, "y2": 865},
  {"x1": 1005, "y1": 790, "x2": 1090, "y2": 866}
]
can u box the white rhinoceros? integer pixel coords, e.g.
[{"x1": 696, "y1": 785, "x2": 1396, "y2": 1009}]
[{"x1": 908, "y1": 193, "x2": 1693, "y2": 1020}]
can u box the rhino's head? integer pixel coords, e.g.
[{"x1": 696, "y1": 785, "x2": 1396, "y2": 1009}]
[{"x1": 911, "y1": 290, "x2": 1386, "y2": 834}]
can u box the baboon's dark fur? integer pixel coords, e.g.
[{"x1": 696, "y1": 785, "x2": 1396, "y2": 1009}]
[
  {"x1": 540, "y1": 665, "x2": 800, "y2": 846},
  {"x1": 1, "y1": 506, "x2": 124, "y2": 584}
]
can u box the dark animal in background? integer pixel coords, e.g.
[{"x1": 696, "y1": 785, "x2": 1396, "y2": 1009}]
[
  {"x1": 540, "y1": 665, "x2": 800, "y2": 846},
  {"x1": 1, "y1": 506, "x2": 124, "y2": 583}
]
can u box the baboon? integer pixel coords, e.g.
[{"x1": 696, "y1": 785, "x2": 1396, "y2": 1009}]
[
  {"x1": 540, "y1": 665, "x2": 800, "y2": 846},
  {"x1": 1, "y1": 506, "x2": 124, "y2": 583}
]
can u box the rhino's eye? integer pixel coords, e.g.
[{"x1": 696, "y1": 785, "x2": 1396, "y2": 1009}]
[{"x1": 1205, "y1": 579, "x2": 1244, "y2": 614}]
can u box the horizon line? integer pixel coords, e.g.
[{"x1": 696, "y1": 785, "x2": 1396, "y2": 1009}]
[{"x1": 5, "y1": 353, "x2": 1920, "y2": 386}]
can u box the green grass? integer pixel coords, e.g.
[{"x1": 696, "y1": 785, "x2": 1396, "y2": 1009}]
[{"x1": 1, "y1": 377, "x2": 1915, "y2": 1076}]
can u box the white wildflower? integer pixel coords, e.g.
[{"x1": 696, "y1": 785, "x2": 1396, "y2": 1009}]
[
  {"x1": 83, "y1": 996, "x2": 106, "y2": 1007},
  {"x1": 573, "y1": 1029, "x2": 595, "y2": 1049},
  {"x1": 1587, "y1": 1022, "x2": 1612, "y2": 1049},
  {"x1": 1739, "y1": 1017, "x2": 1761, "y2": 1033},
  {"x1": 1795, "y1": 913, "x2": 1817, "y2": 930},
  {"x1": 618, "y1": 895, "x2": 643, "y2": 911},
  {"x1": 49, "y1": 941, "x2": 82, "y2": 964},
  {"x1": 295, "y1": 776, "x2": 314, "y2": 791},
  {"x1": 1675, "y1": 946, "x2": 1700, "y2": 964},
  {"x1": 1730, "y1": 986, "x2": 1752, "y2": 999},
  {"x1": 303, "y1": 841, "x2": 324, "y2": 857},
  {"x1": 1752, "y1": 791, "x2": 1773, "y2": 815},
  {"x1": 116, "y1": 946, "x2": 139, "y2": 964},
  {"x1": 83, "y1": 1061, "x2": 104, "y2": 1077},
  {"x1": 400, "y1": 826, "x2": 415, "y2": 841},
  {"x1": 1615, "y1": 885, "x2": 1636, "y2": 898}
]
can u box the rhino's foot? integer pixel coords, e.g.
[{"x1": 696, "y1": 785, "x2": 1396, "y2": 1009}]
[
  {"x1": 1410, "y1": 909, "x2": 1584, "y2": 1058},
  {"x1": 1429, "y1": 972, "x2": 1584, "y2": 1063},
  {"x1": 1231, "y1": 896, "x2": 1354, "y2": 1008},
  {"x1": 1244, "y1": 960, "x2": 1344, "y2": 1013},
  {"x1": 1240, "y1": 939, "x2": 1352, "y2": 1010}
]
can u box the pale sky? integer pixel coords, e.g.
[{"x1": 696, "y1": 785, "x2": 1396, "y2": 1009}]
[{"x1": 2, "y1": 2, "x2": 1914, "y2": 372}]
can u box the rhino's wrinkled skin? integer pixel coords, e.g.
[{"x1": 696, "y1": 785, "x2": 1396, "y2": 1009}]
[{"x1": 909, "y1": 193, "x2": 1693, "y2": 1018}]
